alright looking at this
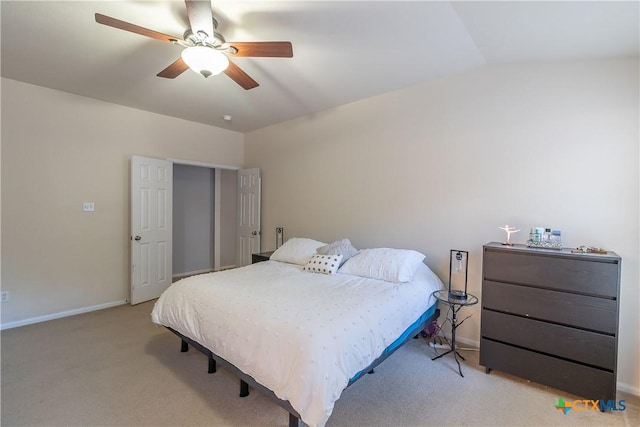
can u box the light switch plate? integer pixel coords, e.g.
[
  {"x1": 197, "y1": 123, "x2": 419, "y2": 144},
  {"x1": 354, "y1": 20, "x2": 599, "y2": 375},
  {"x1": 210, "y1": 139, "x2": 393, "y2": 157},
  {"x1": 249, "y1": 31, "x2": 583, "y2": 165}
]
[{"x1": 83, "y1": 202, "x2": 95, "y2": 212}]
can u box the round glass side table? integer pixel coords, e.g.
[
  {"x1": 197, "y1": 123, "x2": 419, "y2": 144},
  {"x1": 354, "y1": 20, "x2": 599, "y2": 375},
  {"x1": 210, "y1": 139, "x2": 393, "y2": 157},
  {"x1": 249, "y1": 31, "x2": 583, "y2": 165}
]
[{"x1": 431, "y1": 289, "x2": 479, "y2": 377}]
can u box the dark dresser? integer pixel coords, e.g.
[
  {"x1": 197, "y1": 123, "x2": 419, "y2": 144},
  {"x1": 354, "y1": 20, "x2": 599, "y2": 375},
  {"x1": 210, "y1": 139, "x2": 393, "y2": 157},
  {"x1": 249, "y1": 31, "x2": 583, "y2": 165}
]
[{"x1": 480, "y1": 242, "x2": 621, "y2": 401}]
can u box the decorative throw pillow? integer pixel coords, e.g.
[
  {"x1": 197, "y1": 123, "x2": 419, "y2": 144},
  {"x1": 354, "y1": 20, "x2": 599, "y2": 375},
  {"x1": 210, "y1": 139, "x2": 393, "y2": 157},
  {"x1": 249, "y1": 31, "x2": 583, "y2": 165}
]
[
  {"x1": 269, "y1": 237, "x2": 326, "y2": 265},
  {"x1": 338, "y1": 248, "x2": 426, "y2": 283},
  {"x1": 303, "y1": 254, "x2": 343, "y2": 275},
  {"x1": 316, "y1": 238, "x2": 358, "y2": 265}
]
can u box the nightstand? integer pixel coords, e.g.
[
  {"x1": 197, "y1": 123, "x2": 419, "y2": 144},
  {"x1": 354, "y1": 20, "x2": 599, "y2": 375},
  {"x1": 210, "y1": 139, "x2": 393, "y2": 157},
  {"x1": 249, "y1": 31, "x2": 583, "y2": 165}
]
[
  {"x1": 251, "y1": 251, "x2": 275, "y2": 264},
  {"x1": 431, "y1": 289, "x2": 478, "y2": 377}
]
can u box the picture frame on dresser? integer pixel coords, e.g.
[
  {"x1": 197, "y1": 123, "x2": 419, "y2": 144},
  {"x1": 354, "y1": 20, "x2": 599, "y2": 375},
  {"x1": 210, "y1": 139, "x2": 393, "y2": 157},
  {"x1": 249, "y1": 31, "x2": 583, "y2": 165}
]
[{"x1": 480, "y1": 242, "x2": 621, "y2": 403}]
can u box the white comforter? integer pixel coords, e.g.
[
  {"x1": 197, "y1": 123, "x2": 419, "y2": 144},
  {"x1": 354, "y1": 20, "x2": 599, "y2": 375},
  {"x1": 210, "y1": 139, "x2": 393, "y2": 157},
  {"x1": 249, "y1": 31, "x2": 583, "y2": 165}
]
[{"x1": 151, "y1": 260, "x2": 442, "y2": 427}]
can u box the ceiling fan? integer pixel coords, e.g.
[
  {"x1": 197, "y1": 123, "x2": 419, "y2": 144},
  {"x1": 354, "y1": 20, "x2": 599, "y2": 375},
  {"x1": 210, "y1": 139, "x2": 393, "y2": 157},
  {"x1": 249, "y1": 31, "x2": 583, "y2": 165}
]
[{"x1": 95, "y1": 0, "x2": 293, "y2": 90}]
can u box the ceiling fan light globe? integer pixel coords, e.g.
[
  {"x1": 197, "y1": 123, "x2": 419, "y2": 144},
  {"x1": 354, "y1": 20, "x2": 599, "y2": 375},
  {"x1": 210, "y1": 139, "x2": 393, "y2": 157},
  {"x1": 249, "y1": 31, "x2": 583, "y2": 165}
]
[{"x1": 181, "y1": 46, "x2": 229, "y2": 78}]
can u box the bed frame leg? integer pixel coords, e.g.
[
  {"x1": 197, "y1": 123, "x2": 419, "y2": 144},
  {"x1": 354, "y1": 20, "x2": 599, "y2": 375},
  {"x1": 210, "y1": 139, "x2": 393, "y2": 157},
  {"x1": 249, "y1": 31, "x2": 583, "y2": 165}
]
[
  {"x1": 289, "y1": 413, "x2": 305, "y2": 427},
  {"x1": 180, "y1": 340, "x2": 189, "y2": 352},
  {"x1": 208, "y1": 355, "x2": 216, "y2": 373},
  {"x1": 239, "y1": 380, "x2": 249, "y2": 397}
]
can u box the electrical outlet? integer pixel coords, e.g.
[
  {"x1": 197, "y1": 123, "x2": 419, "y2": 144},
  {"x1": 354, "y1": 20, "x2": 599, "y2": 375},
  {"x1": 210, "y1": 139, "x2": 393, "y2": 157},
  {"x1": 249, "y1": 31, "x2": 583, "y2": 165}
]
[{"x1": 0, "y1": 291, "x2": 9, "y2": 303}]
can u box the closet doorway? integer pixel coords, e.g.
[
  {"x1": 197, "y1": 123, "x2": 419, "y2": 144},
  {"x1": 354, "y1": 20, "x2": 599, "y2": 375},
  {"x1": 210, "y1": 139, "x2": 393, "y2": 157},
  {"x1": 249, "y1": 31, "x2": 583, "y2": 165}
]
[{"x1": 172, "y1": 163, "x2": 238, "y2": 280}]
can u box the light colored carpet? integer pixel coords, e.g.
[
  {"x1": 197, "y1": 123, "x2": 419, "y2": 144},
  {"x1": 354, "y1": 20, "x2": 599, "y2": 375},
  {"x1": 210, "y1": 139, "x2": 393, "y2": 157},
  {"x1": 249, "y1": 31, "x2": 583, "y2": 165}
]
[{"x1": 1, "y1": 301, "x2": 638, "y2": 427}]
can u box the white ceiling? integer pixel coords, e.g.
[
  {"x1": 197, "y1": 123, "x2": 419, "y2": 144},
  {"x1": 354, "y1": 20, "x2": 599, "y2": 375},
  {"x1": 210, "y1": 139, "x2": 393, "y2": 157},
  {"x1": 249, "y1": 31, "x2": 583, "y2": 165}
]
[{"x1": 2, "y1": 1, "x2": 638, "y2": 133}]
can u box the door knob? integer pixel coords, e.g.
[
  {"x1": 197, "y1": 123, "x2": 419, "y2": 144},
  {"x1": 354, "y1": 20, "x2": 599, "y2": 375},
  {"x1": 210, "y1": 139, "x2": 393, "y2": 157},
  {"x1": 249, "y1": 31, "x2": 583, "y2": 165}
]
[
  {"x1": 251, "y1": 231, "x2": 257, "y2": 236},
  {"x1": 134, "y1": 236, "x2": 142, "y2": 241}
]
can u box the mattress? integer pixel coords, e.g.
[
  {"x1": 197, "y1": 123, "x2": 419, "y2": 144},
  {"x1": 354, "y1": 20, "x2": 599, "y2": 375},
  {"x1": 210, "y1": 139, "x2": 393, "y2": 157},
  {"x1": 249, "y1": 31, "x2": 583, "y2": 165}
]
[{"x1": 151, "y1": 260, "x2": 442, "y2": 426}]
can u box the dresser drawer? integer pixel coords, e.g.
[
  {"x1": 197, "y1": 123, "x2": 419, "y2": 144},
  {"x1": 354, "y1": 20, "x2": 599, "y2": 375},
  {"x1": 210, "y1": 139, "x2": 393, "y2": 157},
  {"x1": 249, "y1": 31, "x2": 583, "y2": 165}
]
[
  {"x1": 480, "y1": 339, "x2": 616, "y2": 401},
  {"x1": 483, "y1": 248, "x2": 619, "y2": 298},
  {"x1": 481, "y1": 309, "x2": 616, "y2": 370},
  {"x1": 482, "y1": 281, "x2": 617, "y2": 334}
]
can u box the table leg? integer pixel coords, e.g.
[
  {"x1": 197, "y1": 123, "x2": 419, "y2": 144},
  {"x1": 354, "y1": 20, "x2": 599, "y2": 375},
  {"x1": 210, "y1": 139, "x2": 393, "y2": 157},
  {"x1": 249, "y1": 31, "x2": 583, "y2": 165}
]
[
  {"x1": 431, "y1": 305, "x2": 465, "y2": 377},
  {"x1": 450, "y1": 307, "x2": 464, "y2": 377}
]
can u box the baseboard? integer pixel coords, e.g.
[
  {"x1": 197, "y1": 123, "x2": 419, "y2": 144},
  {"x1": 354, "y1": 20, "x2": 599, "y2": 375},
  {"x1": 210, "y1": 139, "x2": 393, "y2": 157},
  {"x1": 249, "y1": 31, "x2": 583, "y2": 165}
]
[
  {"x1": 172, "y1": 266, "x2": 237, "y2": 281},
  {"x1": 617, "y1": 382, "x2": 640, "y2": 397},
  {"x1": 172, "y1": 268, "x2": 215, "y2": 280},
  {"x1": 454, "y1": 334, "x2": 480, "y2": 349},
  {"x1": 0, "y1": 299, "x2": 128, "y2": 330}
]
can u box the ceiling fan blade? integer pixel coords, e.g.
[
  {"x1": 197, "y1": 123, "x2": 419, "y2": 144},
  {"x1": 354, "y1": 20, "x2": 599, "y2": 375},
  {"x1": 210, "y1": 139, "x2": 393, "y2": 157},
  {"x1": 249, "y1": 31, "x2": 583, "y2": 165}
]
[
  {"x1": 157, "y1": 58, "x2": 189, "y2": 79},
  {"x1": 224, "y1": 60, "x2": 259, "y2": 90},
  {"x1": 185, "y1": 0, "x2": 214, "y2": 39},
  {"x1": 95, "y1": 13, "x2": 182, "y2": 44},
  {"x1": 228, "y1": 41, "x2": 293, "y2": 58}
]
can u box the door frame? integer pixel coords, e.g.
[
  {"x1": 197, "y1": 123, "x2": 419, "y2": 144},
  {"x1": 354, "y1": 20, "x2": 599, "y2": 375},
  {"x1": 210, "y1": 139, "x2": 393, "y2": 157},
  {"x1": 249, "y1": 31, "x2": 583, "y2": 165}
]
[
  {"x1": 167, "y1": 158, "x2": 241, "y2": 171},
  {"x1": 237, "y1": 168, "x2": 261, "y2": 267}
]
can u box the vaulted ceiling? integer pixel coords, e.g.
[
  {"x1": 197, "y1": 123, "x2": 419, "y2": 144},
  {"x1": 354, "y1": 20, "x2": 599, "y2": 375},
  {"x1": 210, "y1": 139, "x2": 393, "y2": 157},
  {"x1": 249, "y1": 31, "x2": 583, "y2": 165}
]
[{"x1": 2, "y1": 1, "x2": 638, "y2": 132}]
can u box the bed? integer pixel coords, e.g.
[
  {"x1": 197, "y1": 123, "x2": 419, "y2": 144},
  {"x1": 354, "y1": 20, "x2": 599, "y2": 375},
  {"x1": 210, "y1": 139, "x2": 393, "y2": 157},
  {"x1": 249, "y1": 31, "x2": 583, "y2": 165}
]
[{"x1": 151, "y1": 238, "x2": 443, "y2": 427}]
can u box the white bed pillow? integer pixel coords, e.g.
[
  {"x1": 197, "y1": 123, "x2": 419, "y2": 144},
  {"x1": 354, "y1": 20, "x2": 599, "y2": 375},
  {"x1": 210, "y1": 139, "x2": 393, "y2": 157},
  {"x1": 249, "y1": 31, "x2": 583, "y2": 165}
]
[
  {"x1": 303, "y1": 254, "x2": 343, "y2": 275},
  {"x1": 338, "y1": 247, "x2": 426, "y2": 283},
  {"x1": 316, "y1": 238, "x2": 358, "y2": 265},
  {"x1": 269, "y1": 237, "x2": 326, "y2": 266}
]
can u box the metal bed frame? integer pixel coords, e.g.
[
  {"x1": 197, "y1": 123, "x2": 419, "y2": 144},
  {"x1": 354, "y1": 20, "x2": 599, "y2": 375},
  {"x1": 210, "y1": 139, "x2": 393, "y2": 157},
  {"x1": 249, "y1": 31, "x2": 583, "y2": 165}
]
[{"x1": 165, "y1": 307, "x2": 439, "y2": 427}]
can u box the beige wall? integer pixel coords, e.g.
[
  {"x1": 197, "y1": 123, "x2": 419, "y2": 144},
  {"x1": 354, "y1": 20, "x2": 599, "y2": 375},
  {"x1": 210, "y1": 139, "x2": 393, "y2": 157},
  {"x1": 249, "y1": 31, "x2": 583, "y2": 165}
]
[
  {"x1": 245, "y1": 59, "x2": 639, "y2": 395},
  {"x1": 1, "y1": 77, "x2": 243, "y2": 325}
]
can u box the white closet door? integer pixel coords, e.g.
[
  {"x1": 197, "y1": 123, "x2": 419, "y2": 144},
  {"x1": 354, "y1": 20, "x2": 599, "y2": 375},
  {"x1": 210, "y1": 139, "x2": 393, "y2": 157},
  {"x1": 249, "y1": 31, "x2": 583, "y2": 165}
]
[
  {"x1": 130, "y1": 156, "x2": 173, "y2": 304},
  {"x1": 237, "y1": 168, "x2": 261, "y2": 266}
]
